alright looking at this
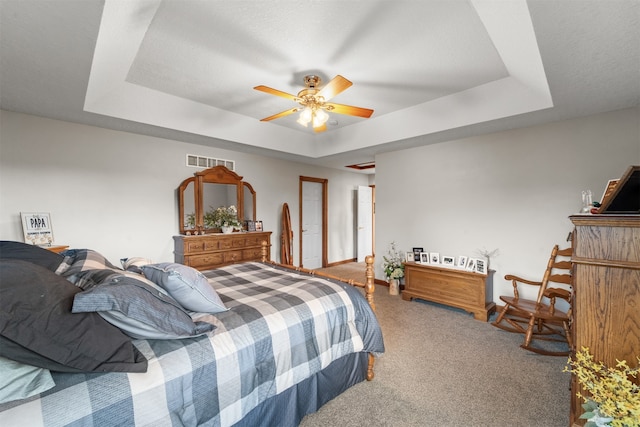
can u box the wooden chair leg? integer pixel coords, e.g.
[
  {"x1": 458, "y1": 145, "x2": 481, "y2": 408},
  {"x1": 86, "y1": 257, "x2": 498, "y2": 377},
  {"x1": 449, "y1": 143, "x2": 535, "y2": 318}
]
[
  {"x1": 494, "y1": 305, "x2": 509, "y2": 324},
  {"x1": 523, "y1": 316, "x2": 536, "y2": 348}
]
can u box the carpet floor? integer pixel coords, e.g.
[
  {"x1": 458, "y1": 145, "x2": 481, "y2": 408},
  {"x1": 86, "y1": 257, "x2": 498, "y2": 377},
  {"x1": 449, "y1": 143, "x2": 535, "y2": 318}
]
[{"x1": 301, "y1": 263, "x2": 571, "y2": 427}]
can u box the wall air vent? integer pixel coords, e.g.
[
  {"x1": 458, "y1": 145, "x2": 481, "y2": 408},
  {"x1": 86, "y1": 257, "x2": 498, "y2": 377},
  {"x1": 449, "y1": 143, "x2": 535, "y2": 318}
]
[{"x1": 186, "y1": 154, "x2": 235, "y2": 171}]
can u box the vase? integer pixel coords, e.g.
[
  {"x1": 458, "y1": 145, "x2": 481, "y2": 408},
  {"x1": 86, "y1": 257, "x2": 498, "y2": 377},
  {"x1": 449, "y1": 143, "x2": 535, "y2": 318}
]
[
  {"x1": 389, "y1": 278, "x2": 399, "y2": 296},
  {"x1": 221, "y1": 226, "x2": 234, "y2": 234}
]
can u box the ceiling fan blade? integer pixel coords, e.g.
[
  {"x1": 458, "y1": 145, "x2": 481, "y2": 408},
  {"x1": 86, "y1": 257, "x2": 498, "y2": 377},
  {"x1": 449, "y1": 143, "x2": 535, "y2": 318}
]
[
  {"x1": 313, "y1": 123, "x2": 327, "y2": 133},
  {"x1": 260, "y1": 107, "x2": 299, "y2": 122},
  {"x1": 254, "y1": 85, "x2": 298, "y2": 101},
  {"x1": 326, "y1": 103, "x2": 374, "y2": 118},
  {"x1": 317, "y1": 75, "x2": 352, "y2": 101}
]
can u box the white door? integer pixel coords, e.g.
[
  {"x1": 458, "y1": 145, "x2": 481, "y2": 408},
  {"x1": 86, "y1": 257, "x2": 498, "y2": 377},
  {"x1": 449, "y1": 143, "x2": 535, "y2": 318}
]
[
  {"x1": 302, "y1": 181, "x2": 323, "y2": 269},
  {"x1": 357, "y1": 185, "x2": 373, "y2": 262}
]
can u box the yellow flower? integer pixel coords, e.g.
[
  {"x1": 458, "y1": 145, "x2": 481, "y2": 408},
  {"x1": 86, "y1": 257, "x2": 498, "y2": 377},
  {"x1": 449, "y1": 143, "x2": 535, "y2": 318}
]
[{"x1": 564, "y1": 347, "x2": 640, "y2": 427}]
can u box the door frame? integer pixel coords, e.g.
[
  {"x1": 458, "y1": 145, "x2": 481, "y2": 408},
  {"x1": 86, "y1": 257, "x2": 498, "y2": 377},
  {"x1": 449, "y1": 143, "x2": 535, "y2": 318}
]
[
  {"x1": 370, "y1": 184, "x2": 375, "y2": 258},
  {"x1": 299, "y1": 176, "x2": 328, "y2": 268}
]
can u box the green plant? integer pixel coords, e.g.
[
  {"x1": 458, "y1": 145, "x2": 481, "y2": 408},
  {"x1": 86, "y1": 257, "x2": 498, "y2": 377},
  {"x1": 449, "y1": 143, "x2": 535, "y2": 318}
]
[
  {"x1": 203, "y1": 205, "x2": 241, "y2": 229},
  {"x1": 186, "y1": 212, "x2": 196, "y2": 228},
  {"x1": 382, "y1": 241, "x2": 405, "y2": 279},
  {"x1": 564, "y1": 347, "x2": 640, "y2": 427}
]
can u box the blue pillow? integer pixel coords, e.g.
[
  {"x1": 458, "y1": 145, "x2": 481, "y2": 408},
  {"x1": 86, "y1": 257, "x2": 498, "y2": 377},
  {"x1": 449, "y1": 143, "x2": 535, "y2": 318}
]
[
  {"x1": 141, "y1": 263, "x2": 227, "y2": 313},
  {"x1": 0, "y1": 356, "x2": 55, "y2": 404},
  {"x1": 72, "y1": 272, "x2": 215, "y2": 339}
]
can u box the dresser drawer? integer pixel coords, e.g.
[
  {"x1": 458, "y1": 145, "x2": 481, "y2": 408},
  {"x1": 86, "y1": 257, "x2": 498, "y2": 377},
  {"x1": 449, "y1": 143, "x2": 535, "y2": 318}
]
[
  {"x1": 174, "y1": 232, "x2": 272, "y2": 271},
  {"x1": 219, "y1": 238, "x2": 233, "y2": 250},
  {"x1": 232, "y1": 237, "x2": 247, "y2": 248},
  {"x1": 243, "y1": 235, "x2": 261, "y2": 246},
  {"x1": 242, "y1": 247, "x2": 263, "y2": 261},
  {"x1": 187, "y1": 253, "x2": 224, "y2": 269},
  {"x1": 186, "y1": 238, "x2": 221, "y2": 253},
  {"x1": 223, "y1": 250, "x2": 243, "y2": 264},
  {"x1": 186, "y1": 240, "x2": 206, "y2": 253}
]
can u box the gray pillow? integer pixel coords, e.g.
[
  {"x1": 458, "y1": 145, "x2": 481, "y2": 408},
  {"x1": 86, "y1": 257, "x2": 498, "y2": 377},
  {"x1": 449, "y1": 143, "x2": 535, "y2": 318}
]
[
  {"x1": 0, "y1": 240, "x2": 64, "y2": 272},
  {"x1": 141, "y1": 263, "x2": 227, "y2": 313},
  {"x1": 0, "y1": 260, "x2": 147, "y2": 373},
  {"x1": 0, "y1": 356, "x2": 55, "y2": 404},
  {"x1": 72, "y1": 272, "x2": 215, "y2": 339}
]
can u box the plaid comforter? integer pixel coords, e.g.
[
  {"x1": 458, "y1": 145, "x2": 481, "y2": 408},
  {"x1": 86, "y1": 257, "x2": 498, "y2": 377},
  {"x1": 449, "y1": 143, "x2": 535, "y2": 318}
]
[{"x1": 0, "y1": 262, "x2": 383, "y2": 427}]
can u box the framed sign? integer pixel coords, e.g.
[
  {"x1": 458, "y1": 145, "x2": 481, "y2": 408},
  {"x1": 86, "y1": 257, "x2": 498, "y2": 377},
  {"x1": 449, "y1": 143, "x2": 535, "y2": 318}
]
[{"x1": 21, "y1": 212, "x2": 54, "y2": 245}]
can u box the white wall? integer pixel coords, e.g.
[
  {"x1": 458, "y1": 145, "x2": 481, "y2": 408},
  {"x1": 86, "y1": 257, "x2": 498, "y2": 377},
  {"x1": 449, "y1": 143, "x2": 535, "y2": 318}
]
[
  {"x1": 375, "y1": 107, "x2": 640, "y2": 302},
  {"x1": 3, "y1": 107, "x2": 639, "y2": 304},
  {"x1": 0, "y1": 110, "x2": 369, "y2": 265}
]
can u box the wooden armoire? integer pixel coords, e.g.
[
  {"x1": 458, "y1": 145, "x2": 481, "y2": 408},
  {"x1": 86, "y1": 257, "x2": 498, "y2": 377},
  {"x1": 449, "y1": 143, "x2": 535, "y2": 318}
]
[{"x1": 569, "y1": 215, "x2": 640, "y2": 426}]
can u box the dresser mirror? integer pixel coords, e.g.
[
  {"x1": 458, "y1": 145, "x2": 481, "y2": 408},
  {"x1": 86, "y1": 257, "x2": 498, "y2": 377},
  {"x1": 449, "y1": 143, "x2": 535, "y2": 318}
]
[
  {"x1": 243, "y1": 182, "x2": 256, "y2": 222},
  {"x1": 178, "y1": 166, "x2": 256, "y2": 235},
  {"x1": 179, "y1": 177, "x2": 196, "y2": 234}
]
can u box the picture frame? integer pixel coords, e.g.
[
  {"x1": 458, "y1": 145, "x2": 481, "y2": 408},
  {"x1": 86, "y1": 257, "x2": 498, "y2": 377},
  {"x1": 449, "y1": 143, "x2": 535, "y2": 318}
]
[
  {"x1": 244, "y1": 220, "x2": 256, "y2": 232},
  {"x1": 255, "y1": 220, "x2": 263, "y2": 231},
  {"x1": 457, "y1": 256, "x2": 468, "y2": 268},
  {"x1": 419, "y1": 252, "x2": 429, "y2": 264},
  {"x1": 405, "y1": 252, "x2": 415, "y2": 263},
  {"x1": 475, "y1": 258, "x2": 487, "y2": 274},
  {"x1": 598, "y1": 179, "x2": 619, "y2": 209},
  {"x1": 412, "y1": 247, "x2": 424, "y2": 262},
  {"x1": 465, "y1": 258, "x2": 477, "y2": 271},
  {"x1": 429, "y1": 252, "x2": 440, "y2": 264},
  {"x1": 20, "y1": 212, "x2": 54, "y2": 246},
  {"x1": 442, "y1": 256, "x2": 455, "y2": 266}
]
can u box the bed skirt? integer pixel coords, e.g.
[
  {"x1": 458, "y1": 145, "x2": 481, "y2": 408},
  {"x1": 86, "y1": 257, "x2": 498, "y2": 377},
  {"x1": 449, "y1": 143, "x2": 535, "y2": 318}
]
[{"x1": 232, "y1": 352, "x2": 368, "y2": 427}]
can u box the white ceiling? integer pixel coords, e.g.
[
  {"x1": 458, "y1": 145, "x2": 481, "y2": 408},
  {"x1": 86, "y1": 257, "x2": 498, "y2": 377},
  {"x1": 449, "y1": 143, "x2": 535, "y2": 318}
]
[{"x1": 1, "y1": 0, "x2": 638, "y2": 173}]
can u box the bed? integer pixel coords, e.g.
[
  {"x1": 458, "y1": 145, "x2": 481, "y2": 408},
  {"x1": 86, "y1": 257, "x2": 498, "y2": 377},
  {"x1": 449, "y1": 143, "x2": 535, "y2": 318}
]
[{"x1": 0, "y1": 241, "x2": 383, "y2": 427}]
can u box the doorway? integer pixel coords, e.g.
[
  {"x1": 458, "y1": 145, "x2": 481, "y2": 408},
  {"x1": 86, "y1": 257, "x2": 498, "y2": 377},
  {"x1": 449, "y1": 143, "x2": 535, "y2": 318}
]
[
  {"x1": 357, "y1": 185, "x2": 373, "y2": 262},
  {"x1": 299, "y1": 176, "x2": 327, "y2": 269}
]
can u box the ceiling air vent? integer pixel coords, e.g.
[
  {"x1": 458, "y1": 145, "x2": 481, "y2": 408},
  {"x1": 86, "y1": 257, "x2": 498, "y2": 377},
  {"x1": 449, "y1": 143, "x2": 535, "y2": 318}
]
[{"x1": 186, "y1": 154, "x2": 235, "y2": 171}]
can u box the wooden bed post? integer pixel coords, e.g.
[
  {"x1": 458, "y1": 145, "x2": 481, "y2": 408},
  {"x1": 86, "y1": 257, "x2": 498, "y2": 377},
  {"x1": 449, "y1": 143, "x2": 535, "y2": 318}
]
[
  {"x1": 261, "y1": 241, "x2": 268, "y2": 262},
  {"x1": 364, "y1": 254, "x2": 376, "y2": 381},
  {"x1": 364, "y1": 255, "x2": 375, "y2": 312}
]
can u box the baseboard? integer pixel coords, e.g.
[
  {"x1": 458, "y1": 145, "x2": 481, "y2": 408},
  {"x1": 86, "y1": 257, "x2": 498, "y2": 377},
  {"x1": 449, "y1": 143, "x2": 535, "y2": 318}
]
[{"x1": 326, "y1": 258, "x2": 357, "y2": 267}]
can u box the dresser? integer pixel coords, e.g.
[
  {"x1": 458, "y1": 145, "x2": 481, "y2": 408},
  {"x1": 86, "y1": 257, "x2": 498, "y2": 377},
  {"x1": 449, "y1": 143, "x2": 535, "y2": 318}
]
[
  {"x1": 174, "y1": 231, "x2": 272, "y2": 271},
  {"x1": 569, "y1": 215, "x2": 640, "y2": 426},
  {"x1": 402, "y1": 262, "x2": 495, "y2": 321}
]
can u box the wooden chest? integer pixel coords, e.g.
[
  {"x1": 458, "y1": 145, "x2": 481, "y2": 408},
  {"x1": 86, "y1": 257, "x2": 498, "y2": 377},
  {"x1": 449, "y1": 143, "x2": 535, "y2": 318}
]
[{"x1": 402, "y1": 262, "x2": 496, "y2": 321}]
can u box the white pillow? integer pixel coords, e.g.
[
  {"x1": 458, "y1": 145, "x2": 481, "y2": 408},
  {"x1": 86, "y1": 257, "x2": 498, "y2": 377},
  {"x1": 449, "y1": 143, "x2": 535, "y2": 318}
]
[
  {"x1": 141, "y1": 263, "x2": 228, "y2": 313},
  {"x1": 0, "y1": 356, "x2": 55, "y2": 404},
  {"x1": 120, "y1": 257, "x2": 153, "y2": 270}
]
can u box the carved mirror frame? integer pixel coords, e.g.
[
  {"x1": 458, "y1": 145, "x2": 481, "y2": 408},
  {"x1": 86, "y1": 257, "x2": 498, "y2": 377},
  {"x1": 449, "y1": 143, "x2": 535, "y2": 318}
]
[{"x1": 178, "y1": 166, "x2": 257, "y2": 235}]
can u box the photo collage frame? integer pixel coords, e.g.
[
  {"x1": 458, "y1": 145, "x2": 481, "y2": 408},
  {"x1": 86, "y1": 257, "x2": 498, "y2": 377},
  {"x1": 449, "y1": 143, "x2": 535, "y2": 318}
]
[{"x1": 406, "y1": 247, "x2": 487, "y2": 274}]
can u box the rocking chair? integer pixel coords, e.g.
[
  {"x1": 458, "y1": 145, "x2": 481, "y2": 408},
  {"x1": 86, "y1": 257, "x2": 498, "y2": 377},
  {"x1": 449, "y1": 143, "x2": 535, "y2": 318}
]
[{"x1": 492, "y1": 245, "x2": 573, "y2": 356}]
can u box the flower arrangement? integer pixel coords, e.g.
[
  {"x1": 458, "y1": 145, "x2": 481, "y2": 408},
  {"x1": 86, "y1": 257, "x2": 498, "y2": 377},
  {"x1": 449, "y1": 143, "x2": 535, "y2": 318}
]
[
  {"x1": 564, "y1": 347, "x2": 640, "y2": 427},
  {"x1": 382, "y1": 241, "x2": 405, "y2": 279},
  {"x1": 204, "y1": 205, "x2": 241, "y2": 229}
]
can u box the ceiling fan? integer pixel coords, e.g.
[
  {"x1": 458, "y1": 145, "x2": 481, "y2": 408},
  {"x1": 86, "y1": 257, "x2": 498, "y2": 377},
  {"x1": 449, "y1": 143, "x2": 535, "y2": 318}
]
[{"x1": 254, "y1": 75, "x2": 374, "y2": 133}]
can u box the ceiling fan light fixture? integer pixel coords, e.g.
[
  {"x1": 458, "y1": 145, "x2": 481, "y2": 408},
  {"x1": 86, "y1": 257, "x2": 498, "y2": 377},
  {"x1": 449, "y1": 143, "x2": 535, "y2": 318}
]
[
  {"x1": 254, "y1": 74, "x2": 373, "y2": 133},
  {"x1": 312, "y1": 108, "x2": 329, "y2": 128},
  {"x1": 300, "y1": 107, "x2": 312, "y2": 122}
]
